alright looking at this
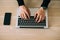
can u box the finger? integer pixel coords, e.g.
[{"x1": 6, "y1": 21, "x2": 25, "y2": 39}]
[
  {"x1": 41, "y1": 16, "x2": 45, "y2": 21},
  {"x1": 24, "y1": 10, "x2": 30, "y2": 19},
  {"x1": 37, "y1": 15, "x2": 42, "y2": 23},
  {"x1": 20, "y1": 14, "x2": 22, "y2": 18},
  {"x1": 27, "y1": 10, "x2": 30, "y2": 16},
  {"x1": 21, "y1": 14, "x2": 25, "y2": 19},
  {"x1": 24, "y1": 13, "x2": 28, "y2": 20},
  {"x1": 34, "y1": 13, "x2": 37, "y2": 19},
  {"x1": 35, "y1": 13, "x2": 39, "y2": 22},
  {"x1": 20, "y1": 14, "x2": 23, "y2": 19},
  {"x1": 25, "y1": 12, "x2": 29, "y2": 19}
]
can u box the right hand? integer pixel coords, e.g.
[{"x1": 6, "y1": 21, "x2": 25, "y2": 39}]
[{"x1": 18, "y1": 5, "x2": 30, "y2": 20}]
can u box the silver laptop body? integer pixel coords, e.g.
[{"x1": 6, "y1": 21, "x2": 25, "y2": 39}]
[{"x1": 16, "y1": 8, "x2": 48, "y2": 28}]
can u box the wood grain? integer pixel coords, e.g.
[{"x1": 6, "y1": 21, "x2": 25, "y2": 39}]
[{"x1": 0, "y1": 0, "x2": 60, "y2": 40}]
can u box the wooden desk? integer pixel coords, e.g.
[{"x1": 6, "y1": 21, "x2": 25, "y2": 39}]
[{"x1": 0, "y1": 0, "x2": 60, "y2": 40}]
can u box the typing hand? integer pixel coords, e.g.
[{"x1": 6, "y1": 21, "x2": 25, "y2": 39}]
[
  {"x1": 34, "y1": 7, "x2": 45, "y2": 23},
  {"x1": 18, "y1": 5, "x2": 30, "y2": 20}
]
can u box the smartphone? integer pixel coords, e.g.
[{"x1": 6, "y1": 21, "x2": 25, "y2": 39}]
[{"x1": 3, "y1": 12, "x2": 12, "y2": 25}]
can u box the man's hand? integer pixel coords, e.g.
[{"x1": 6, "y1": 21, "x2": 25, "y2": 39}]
[
  {"x1": 34, "y1": 7, "x2": 45, "y2": 23},
  {"x1": 19, "y1": 5, "x2": 30, "y2": 20}
]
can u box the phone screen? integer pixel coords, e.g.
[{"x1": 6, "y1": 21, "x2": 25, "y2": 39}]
[{"x1": 4, "y1": 12, "x2": 12, "y2": 25}]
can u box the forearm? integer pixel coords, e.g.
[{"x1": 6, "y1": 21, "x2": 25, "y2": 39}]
[
  {"x1": 17, "y1": 0, "x2": 25, "y2": 6},
  {"x1": 41, "y1": 0, "x2": 51, "y2": 9}
]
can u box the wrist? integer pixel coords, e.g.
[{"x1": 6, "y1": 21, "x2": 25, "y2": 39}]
[
  {"x1": 19, "y1": 5, "x2": 25, "y2": 8},
  {"x1": 41, "y1": 7, "x2": 47, "y2": 10},
  {"x1": 40, "y1": 7, "x2": 45, "y2": 11},
  {"x1": 19, "y1": 5, "x2": 25, "y2": 7}
]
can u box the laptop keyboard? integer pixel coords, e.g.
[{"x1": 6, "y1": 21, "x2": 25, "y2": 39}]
[{"x1": 18, "y1": 16, "x2": 46, "y2": 26}]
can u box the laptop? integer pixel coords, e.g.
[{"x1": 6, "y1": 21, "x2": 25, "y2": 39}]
[{"x1": 16, "y1": 8, "x2": 48, "y2": 28}]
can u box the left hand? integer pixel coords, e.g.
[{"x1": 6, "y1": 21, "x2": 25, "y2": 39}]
[{"x1": 34, "y1": 7, "x2": 45, "y2": 23}]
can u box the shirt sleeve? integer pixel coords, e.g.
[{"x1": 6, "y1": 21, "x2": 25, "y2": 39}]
[
  {"x1": 41, "y1": 0, "x2": 51, "y2": 9},
  {"x1": 17, "y1": 0, "x2": 25, "y2": 6},
  {"x1": 17, "y1": 0, "x2": 50, "y2": 8}
]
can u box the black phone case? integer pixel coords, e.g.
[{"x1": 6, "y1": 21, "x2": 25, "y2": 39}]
[{"x1": 3, "y1": 12, "x2": 12, "y2": 25}]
